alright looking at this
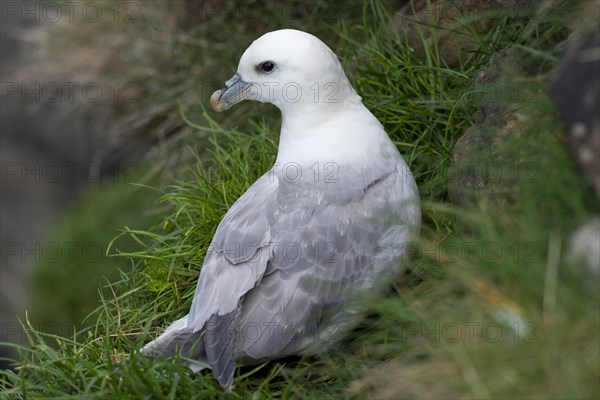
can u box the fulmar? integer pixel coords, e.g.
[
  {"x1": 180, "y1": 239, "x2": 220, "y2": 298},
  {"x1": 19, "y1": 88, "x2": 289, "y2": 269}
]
[{"x1": 142, "y1": 29, "x2": 421, "y2": 390}]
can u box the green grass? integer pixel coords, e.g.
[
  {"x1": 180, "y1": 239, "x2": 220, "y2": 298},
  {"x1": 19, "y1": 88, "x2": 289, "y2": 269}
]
[
  {"x1": 2, "y1": 1, "x2": 598, "y2": 398},
  {"x1": 26, "y1": 165, "x2": 159, "y2": 339}
]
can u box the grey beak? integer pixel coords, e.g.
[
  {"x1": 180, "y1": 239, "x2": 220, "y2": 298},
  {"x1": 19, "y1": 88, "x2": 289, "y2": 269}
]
[{"x1": 210, "y1": 73, "x2": 253, "y2": 112}]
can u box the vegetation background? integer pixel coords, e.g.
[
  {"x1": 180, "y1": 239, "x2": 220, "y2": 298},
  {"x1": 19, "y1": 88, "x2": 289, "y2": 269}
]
[{"x1": 1, "y1": 0, "x2": 598, "y2": 398}]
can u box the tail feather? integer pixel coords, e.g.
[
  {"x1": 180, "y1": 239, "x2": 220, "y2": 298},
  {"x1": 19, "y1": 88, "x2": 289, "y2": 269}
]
[
  {"x1": 204, "y1": 308, "x2": 239, "y2": 389},
  {"x1": 142, "y1": 316, "x2": 208, "y2": 371},
  {"x1": 142, "y1": 304, "x2": 242, "y2": 390}
]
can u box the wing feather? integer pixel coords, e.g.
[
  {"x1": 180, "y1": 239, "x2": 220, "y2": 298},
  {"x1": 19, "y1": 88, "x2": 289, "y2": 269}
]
[
  {"x1": 187, "y1": 174, "x2": 277, "y2": 329},
  {"x1": 236, "y1": 164, "x2": 420, "y2": 361}
]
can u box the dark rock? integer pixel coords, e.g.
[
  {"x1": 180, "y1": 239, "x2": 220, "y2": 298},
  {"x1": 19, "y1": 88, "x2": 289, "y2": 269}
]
[
  {"x1": 550, "y1": 30, "x2": 600, "y2": 199},
  {"x1": 448, "y1": 50, "x2": 531, "y2": 207},
  {"x1": 473, "y1": 49, "x2": 521, "y2": 121}
]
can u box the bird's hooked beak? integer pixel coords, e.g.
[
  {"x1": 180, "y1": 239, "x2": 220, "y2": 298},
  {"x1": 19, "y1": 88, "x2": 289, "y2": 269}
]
[{"x1": 210, "y1": 73, "x2": 254, "y2": 112}]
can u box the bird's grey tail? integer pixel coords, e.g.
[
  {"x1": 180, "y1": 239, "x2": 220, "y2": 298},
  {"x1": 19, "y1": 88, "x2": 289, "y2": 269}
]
[
  {"x1": 141, "y1": 317, "x2": 207, "y2": 372},
  {"x1": 203, "y1": 308, "x2": 239, "y2": 389},
  {"x1": 141, "y1": 307, "x2": 241, "y2": 390}
]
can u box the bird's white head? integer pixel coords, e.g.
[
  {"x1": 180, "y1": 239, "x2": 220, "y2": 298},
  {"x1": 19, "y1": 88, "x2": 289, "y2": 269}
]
[{"x1": 210, "y1": 29, "x2": 360, "y2": 116}]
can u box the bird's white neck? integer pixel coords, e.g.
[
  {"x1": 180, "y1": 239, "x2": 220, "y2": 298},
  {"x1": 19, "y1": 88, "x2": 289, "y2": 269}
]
[{"x1": 275, "y1": 97, "x2": 396, "y2": 175}]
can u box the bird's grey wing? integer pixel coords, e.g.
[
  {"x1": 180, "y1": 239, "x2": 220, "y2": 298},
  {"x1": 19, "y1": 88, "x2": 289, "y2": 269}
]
[
  {"x1": 187, "y1": 172, "x2": 278, "y2": 328},
  {"x1": 237, "y1": 165, "x2": 420, "y2": 361},
  {"x1": 143, "y1": 172, "x2": 278, "y2": 388}
]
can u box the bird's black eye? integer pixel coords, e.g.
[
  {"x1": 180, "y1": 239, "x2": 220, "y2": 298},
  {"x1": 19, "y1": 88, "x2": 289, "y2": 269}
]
[{"x1": 258, "y1": 61, "x2": 276, "y2": 73}]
